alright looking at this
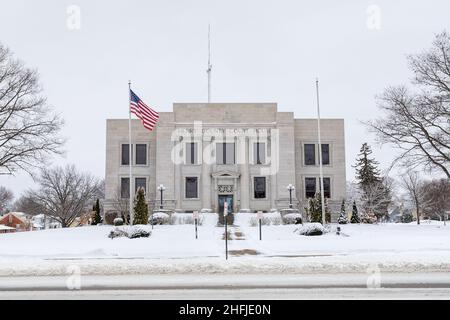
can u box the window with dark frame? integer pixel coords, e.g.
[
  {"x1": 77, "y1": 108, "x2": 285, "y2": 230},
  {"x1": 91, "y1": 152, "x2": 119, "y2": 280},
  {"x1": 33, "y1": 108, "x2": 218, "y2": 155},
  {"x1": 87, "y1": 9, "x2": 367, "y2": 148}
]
[
  {"x1": 186, "y1": 142, "x2": 198, "y2": 164},
  {"x1": 216, "y1": 143, "x2": 235, "y2": 164},
  {"x1": 253, "y1": 142, "x2": 266, "y2": 165},
  {"x1": 121, "y1": 144, "x2": 132, "y2": 165},
  {"x1": 321, "y1": 177, "x2": 331, "y2": 198},
  {"x1": 135, "y1": 144, "x2": 147, "y2": 165},
  {"x1": 305, "y1": 177, "x2": 316, "y2": 198},
  {"x1": 304, "y1": 144, "x2": 315, "y2": 165},
  {"x1": 185, "y1": 177, "x2": 198, "y2": 198},
  {"x1": 135, "y1": 178, "x2": 146, "y2": 193},
  {"x1": 120, "y1": 177, "x2": 130, "y2": 198},
  {"x1": 254, "y1": 177, "x2": 266, "y2": 199},
  {"x1": 321, "y1": 144, "x2": 330, "y2": 165}
]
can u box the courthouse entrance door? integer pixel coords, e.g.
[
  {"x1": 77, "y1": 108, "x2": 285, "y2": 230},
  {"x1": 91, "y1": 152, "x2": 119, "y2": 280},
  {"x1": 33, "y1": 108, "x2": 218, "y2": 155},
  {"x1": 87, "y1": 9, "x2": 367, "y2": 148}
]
[{"x1": 218, "y1": 195, "x2": 233, "y2": 215}]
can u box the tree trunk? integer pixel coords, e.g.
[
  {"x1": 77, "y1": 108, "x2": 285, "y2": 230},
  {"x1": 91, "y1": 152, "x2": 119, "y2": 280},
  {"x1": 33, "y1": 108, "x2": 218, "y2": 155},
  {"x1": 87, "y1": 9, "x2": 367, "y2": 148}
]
[{"x1": 415, "y1": 197, "x2": 420, "y2": 225}]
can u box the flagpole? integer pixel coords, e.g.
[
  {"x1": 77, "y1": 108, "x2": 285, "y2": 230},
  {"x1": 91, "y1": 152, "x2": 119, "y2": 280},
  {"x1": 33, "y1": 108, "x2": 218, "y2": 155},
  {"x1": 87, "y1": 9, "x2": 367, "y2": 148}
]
[
  {"x1": 316, "y1": 78, "x2": 326, "y2": 225},
  {"x1": 207, "y1": 24, "x2": 212, "y2": 103},
  {"x1": 128, "y1": 80, "x2": 133, "y2": 226}
]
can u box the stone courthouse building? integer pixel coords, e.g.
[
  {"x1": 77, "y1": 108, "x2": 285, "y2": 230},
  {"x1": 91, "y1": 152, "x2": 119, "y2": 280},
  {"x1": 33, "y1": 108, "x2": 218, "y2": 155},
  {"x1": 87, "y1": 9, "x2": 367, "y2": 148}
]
[{"x1": 104, "y1": 103, "x2": 346, "y2": 220}]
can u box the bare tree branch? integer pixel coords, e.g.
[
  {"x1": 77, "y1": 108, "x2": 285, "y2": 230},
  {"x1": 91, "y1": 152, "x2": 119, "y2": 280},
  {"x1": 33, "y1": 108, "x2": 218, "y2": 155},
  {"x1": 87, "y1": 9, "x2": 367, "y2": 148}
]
[{"x1": 0, "y1": 43, "x2": 64, "y2": 176}]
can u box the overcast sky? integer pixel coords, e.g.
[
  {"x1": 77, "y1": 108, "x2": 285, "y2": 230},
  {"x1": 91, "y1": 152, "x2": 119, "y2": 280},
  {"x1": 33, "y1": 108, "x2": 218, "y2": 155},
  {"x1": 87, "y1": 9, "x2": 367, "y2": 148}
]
[{"x1": 1, "y1": 0, "x2": 449, "y2": 198}]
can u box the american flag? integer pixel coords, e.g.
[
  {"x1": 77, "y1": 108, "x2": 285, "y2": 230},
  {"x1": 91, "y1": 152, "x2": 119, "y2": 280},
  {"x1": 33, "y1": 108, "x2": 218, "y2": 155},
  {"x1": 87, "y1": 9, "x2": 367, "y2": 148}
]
[{"x1": 129, "y1": 89, "x2": 159, "y2": 131}]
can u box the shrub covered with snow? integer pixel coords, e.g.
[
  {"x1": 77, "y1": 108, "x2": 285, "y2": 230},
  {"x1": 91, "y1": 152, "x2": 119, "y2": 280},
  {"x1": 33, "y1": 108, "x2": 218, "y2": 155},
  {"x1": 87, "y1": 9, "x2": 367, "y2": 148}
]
[
  {"x1": 294, "y1": 223, "x2": 328, "y2": 236},
  {"x1": 282, "y1": 213, "x2": 303, "y2": 225},
  {"x1": 249, "y1": 212, "x2": 282, "y2": 226},
  {"x1": 150, "y1": 211, "x2": 171, "y2": 225},
  {"x1": 170, "y1": 213, "x2": 204, "y2": 225},
  {"x1": 108, "y1": 225, "x2": 152, "y2": 239},
  {"x1": 113, "y1": 217, "x2": 124, "y2": 226},
  {"x1": 127, "y1": 225, "x2": 152, "y2": 238}
]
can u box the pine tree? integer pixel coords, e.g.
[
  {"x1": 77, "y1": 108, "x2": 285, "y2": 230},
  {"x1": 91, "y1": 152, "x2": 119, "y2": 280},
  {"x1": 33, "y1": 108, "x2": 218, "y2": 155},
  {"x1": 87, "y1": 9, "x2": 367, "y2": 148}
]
[
  {"x1": 350, "y1": 201, "x2": 360, "y2": 223},
  {"x1": 401, "y1": 210, "x2": 413, "y2": 223},
  {"x1": 91, "y1": 198, "x2": 102, "y2": 225},
  {"x1": 354, "y1": 143, "x2": 381, "y2": 188},
  {"x1": 307, "y1": 193, "x2": 331, "y2": 223},
  {"x1": 338, "y1": 199, "x2": 348, "y2": 224},
  {"x1": 133, "y1": 187, "x2": 148, "y2": 225},
  {"x1": 354, "y1": 143, "x2": 391, "y2": 222}
]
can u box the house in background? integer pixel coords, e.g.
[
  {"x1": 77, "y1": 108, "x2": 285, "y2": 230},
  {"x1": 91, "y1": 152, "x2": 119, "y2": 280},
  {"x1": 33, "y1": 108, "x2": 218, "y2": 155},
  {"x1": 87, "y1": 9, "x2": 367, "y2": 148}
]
[
  {"x1": 0, "y1": 212, "x2": 31, "y2": 232},
  {"x1": 0, "y1": 224, "x2": 15, "y2": 234}
]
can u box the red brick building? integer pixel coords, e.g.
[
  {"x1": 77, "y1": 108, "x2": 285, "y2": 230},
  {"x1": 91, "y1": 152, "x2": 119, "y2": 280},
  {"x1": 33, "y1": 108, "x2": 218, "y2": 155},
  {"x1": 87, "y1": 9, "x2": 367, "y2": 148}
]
[{"x1": 0, "y1": 213, "x2": 30, "y2": 232}]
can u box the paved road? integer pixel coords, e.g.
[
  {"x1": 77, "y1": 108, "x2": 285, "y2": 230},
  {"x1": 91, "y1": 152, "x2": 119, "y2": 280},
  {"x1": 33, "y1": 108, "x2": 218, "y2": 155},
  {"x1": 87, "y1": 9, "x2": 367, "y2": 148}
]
[{"x1": 1, "y1": 273, "x2": 450, "y2": 299}]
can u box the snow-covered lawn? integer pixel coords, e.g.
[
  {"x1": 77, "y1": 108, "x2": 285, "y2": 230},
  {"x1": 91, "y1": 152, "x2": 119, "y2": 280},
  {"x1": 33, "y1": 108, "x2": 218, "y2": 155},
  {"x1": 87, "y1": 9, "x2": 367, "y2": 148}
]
[{"x1": 1, "y1": 213, "x2": 450, "y2": 276}]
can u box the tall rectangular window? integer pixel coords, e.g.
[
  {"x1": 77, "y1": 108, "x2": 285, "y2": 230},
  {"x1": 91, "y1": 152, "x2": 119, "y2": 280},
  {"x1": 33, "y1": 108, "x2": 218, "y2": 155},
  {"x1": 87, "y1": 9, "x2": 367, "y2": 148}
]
[
  {"x1": 186, "y1": 142, "x2": 198, "y2": 164},
  {"x1": 216, "y1": 143, "x2": 235, "y2": 164},
  {"x1": 305, "y1": 177, "x2": 316, "y2": 198},
  {"x1": 135, "y1": 144, "x2": 147, "y2": 165},
  {"x1": 304, "y1": 144, "x2": 315, "y2": 165},
  {"x1": 320, "y1": 177, "x2": 331, "y2": 198},
  {"x1": 254, "y1": 177, "x2": 266, "y2": 199},
  {"x1": 121, "y1": 144, "x2": 132, "y2": 165},
  {"x1": 321, "y1": 144, "x2": 330, "y2": 165},
  {"x1": 121, "y1": 178, "x2": 130, "y2": 198},
  {"x1": 135, "y1": 178, "x2": 146, "y2": 193},
  {"x1": 185, "y1": 177, "x2": 198, "y2": 198},
  {"x1": 253, "y1": 142, "x2": 266, "y2": 164}
]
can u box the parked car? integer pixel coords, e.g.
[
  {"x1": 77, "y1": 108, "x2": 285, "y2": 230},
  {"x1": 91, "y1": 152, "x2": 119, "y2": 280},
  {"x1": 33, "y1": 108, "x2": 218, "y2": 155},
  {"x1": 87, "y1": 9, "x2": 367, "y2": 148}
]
[{"x1": 279, "y1": 208, "x2": 303, "y2": 224}]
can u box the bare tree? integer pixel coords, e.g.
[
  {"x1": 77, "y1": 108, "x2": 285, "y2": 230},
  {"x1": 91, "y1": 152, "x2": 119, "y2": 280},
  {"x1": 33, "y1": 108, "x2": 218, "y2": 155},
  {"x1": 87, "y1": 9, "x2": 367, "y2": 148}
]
[
  {"x1": 421, "y1": 178, "x2": 450, "y2": 224},
  {"x1": 359, "y1": 176, "x2": 392, "y2": 222},
  {"x1": 0, "y1": 43, "x2": 64, "y2": 175},
  {"x1": 23, "y1": 165, "x2": 102, "y2": 227},
  {"x1": 0, "y1": 185, "x2": 13, "y2": 214},
  {"x1": 401, "y1": 170, "x2": 425, "y2": 224},
  {"x1": 366, "y1": 31, "x2": 450, "y2": 178}
]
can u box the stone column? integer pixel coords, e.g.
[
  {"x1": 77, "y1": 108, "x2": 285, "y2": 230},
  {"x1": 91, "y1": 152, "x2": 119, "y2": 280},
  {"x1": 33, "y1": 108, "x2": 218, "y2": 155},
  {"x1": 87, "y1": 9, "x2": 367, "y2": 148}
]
[
  {"x1": 174, "y1": 137, "x2": 182, "y2": 211},
  {"x1": 269, "y1": 134, "x2": 277, "y2": 210},
  {"x1": 201, "y1": 136, "x2": 212, "y2": 212},
  {"x1": 239, "y1": 136, "x2": 250, "y2": 212}
]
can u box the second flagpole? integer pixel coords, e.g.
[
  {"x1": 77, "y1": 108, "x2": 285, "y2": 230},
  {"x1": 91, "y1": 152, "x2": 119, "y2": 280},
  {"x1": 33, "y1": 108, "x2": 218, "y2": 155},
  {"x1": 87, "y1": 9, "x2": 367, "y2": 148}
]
[{"x1": 128, "y1": 80, "x2": 133, "y2": 226}]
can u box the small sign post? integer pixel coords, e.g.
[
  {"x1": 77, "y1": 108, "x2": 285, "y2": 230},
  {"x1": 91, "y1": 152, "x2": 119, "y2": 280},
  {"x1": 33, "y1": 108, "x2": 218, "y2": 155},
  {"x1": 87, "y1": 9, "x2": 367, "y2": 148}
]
[
  {"x1": 224, "y1": 202, "x2": 228, "y2": 260},
  {"x1": 257, "y1": 211, "x2": 263, "y2": 240},
  {"x1": 193, "y1": 211, "x2": 199, "y2": 239}
]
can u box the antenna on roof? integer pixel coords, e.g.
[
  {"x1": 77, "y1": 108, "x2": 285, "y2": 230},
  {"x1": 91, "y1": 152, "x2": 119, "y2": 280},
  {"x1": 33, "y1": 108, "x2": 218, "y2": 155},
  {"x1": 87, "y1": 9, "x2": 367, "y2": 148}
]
[{"x1": 207, "y1": 24, "x2": 212, "y2": 103}]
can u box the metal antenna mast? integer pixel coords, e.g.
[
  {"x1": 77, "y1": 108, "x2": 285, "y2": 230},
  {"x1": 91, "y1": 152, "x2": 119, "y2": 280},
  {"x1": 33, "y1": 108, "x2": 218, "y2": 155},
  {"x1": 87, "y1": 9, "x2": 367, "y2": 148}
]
[{"x1": 207, "y1": 24, "x2": 212, "y2": 103}]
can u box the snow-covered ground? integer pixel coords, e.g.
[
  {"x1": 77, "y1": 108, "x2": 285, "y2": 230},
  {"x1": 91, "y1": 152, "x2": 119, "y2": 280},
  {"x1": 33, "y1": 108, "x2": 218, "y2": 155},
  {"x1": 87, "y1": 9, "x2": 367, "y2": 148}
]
[{"x1": 1, "y1": 213, "x2": 449, "y2": 276}]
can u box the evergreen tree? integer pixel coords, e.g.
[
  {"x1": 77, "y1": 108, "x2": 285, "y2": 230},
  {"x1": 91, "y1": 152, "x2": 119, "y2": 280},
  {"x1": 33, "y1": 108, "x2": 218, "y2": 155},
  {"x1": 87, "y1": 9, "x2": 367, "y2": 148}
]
[
  {"x1": 354, "y1": 143, "x2": 381, "y2": 188},
  {"x1": 91, "y1": 198, "x2": 102, "y2": 225},
  {"x1": 307, "y1": 193, "x2": 331, "y2": 223},
  {"x1": 354, "y1": 143, "x2": 391, "y2": 222},
  {"x1": 338, "y1": 199, "x2": 348, "y2": 224},
  {"x1": 133, "y1": 187, "x2": 148, "y2": 225},
  {"x1": 350, "y1": 201, "x2": 360, "y2": 223},
  {"x1": 401, "y1": 210, "x2": 413, "y2": 223}
]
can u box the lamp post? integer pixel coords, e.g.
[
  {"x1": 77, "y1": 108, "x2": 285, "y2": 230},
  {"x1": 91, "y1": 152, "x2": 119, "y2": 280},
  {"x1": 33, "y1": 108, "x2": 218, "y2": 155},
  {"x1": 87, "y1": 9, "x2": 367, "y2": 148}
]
[
  {"x1": 157, "y1": 184, "x2": 166, "y2": 210},
  {"x1": 287, "y1": 184, "x2": 295, "y2": 209}
]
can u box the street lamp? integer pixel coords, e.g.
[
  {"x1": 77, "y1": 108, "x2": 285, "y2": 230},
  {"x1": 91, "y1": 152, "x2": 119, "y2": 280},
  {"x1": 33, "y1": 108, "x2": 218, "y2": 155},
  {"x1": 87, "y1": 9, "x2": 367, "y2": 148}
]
[
  {"x1": 287, "y1": 184, "x2": 295, "y2": 208},
  {"x1": 157, "y1": 184, "x2": 166, "y2": 209}
]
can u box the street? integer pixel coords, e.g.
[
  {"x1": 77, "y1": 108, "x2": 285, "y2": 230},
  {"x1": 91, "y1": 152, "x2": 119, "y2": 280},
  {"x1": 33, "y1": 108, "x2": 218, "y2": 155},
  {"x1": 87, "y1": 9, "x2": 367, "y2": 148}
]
[{"x1": 1, "y1": 273, "x2": 450, "y2": 299}]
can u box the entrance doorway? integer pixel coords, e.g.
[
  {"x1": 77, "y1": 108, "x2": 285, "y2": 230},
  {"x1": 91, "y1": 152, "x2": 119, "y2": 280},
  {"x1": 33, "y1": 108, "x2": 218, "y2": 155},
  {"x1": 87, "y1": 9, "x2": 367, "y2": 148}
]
[{"x1": 218, "y1": 195, "x2": 233, "y2": 215}]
